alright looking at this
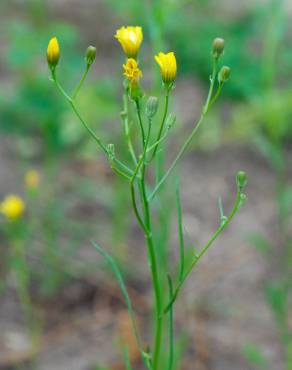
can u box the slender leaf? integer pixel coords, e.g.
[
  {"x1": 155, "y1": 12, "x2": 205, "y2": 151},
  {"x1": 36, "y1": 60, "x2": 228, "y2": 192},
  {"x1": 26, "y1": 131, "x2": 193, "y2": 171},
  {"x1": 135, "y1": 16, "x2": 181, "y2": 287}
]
[
  {"x1": 91, "y1": 242, "x2": 141, "y2": 353},
  {"x1": 167, "y1": 275, "x2": 174, "y2": 370},
  {"x1": 176, "y1": 181, "x2": 185, "y2": 282}
]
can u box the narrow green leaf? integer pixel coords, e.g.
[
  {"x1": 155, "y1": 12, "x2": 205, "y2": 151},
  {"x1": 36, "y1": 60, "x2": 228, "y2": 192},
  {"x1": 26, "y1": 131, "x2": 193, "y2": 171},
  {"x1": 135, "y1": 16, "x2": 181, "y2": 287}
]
[
  {"x1": 91, "y1": 242, "x2": 140, "y2": 351},
  {"x1": 176, "y1": 181, "x2": 185, "y2": 282},
  {"x1": 167, "y1": 275, "x2": 174, "y2": 370},
  {"x1": 123, "y1": 346, "x2": 133, "y2": 370}
]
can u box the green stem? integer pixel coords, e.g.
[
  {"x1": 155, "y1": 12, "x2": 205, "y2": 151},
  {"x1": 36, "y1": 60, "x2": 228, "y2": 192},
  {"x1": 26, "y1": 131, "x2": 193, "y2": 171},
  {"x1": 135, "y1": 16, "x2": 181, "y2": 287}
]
[
  {"x1": 146, "y1": 127, "x2": 172, "y2": 154},
  {"x1": 141, "y1": 186, "x2": 163, "y2": 370},
  {"x1": 207, "y1": 82, "x2": 223, "y2": 112},
  {"x1": 51, "y1": 70, "x2": 134, "y2": 179},
  {"x1": 133, "y1": 101, "x2": 163, "y2": 369},
  {"x1": 151, "y1": 88, "x2": 170, "y2": 159},
  {"x1": 148, "y1": 59, "x2": 218, "y2": 202},
  {"x1": 122, "y1": 90, "x2": 137, "y2": 165},
  {"x1": 164, "y1": 190, "x2": 242, "y2": 314},
  {"x1": 72, "y1": 64, "x2": 90, "y2": 100},
  {"x1": 167, "y1": 275, "x2": 174, "y2": 370},
  {"x1": 135, "y1": 99, "x2": 146, "y2": 148}
]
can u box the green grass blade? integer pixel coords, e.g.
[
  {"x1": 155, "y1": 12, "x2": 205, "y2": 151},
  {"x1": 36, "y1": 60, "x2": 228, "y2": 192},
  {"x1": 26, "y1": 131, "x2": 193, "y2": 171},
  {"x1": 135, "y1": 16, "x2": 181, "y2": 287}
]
[
  {"x1": 167, "y1": 274, "x2": 174, "y2": 370},
  {"x1": 123, "y1": 346, "x2": 133, "y2": 370},
  {"x1": 91, "y1": 242, "x2": 142, "y2": 354},
  {"x1": 176, "y1": 181, "x2": 185, "y2": 282}
]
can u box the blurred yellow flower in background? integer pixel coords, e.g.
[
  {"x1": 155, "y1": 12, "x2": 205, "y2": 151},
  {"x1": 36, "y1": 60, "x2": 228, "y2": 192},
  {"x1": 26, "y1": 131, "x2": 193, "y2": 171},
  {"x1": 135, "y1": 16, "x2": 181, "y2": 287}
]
[
  {"x1": 0, "y1": 195, "x2": 25, "y2": 221},
  {"x1": 25, "y1": 170, "x2": 40, "y2": 189},
  {"x1": 115, "y1": 26, "x2": 143, "y2": 58},
  {"x1": 155, "y1": 52, "x2": 177, "y2": 85},
  {"x1": 47, "y1": 36, "x2": 60, "y2": 69},
  {"x1": 123, "y1": 58, "x2": 142, "y2": 83}
]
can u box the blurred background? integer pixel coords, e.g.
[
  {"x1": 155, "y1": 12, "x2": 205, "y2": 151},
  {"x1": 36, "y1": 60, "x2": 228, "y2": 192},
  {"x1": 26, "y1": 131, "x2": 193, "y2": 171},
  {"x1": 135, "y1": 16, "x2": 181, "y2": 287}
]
[{"x1": 0, "y1": 0, "x2": 291, "y2": 369}]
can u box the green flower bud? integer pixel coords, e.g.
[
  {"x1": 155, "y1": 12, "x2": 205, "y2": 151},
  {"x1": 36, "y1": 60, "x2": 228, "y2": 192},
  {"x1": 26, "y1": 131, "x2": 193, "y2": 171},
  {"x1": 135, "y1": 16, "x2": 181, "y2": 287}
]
[
  {"x1": 236, "y1": 171, "x2": 247, "y2": 191},
  {"x1": 213, "y1": 38, "x2": 225, "y2": 59},
  {"x1": 85, "y1": 46, "x2": 96, "y2": 66},
  {"x1": 146, "y1": 96, "x2": 159, "y2": 119},
  {"x1": 107, "y1": 143, "x2": 115, "y2": 160},
  {"x1": 218, "y1": 66, "x2": 231, "y2": 83},
  {"x1": 165, "y1": 113, "x2": 176, "y2": 129}
]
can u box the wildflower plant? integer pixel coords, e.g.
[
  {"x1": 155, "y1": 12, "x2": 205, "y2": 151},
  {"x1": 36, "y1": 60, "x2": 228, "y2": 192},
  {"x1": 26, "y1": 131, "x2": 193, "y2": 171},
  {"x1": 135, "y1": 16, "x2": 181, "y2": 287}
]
[{"x1": 47, "y1": 27, "x2": 247, "y2": 369}]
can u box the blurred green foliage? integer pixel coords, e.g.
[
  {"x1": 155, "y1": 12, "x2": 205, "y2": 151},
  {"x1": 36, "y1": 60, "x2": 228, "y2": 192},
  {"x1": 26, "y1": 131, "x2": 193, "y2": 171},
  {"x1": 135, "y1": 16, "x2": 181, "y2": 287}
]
[{"x1": 108, "y1": 0, "x2": 292, "y2": 146}]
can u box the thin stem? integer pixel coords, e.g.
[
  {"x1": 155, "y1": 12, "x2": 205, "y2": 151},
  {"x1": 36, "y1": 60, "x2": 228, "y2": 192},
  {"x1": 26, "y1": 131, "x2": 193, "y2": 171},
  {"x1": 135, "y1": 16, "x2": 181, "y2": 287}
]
[
  {"x1": 135, "y1": 99, "x2": 146, "y2": 147},
  {"x1": 207, "y1": 82, "x2": 223, "y2": 113},
  {"x1": 133, "y1": 100, "x2": 163, "y2": 370},
  {"x1": 164, "y1": 190, "x2": 242, "y2": 314},
  {"x1": 141, "y1": 189, "x2": 163, "y2": 370},
  {"x1": 147, "y1": 59, "x2": 218, "y2": 202},
  {"x1": 151, "y1": 88, "x2": 170, "y2": 160},
  {"x1": 122, "y1": 90, "x2": 137, "y2": 165},
  {"x1": 72, "y1": 64, "x2": 90, "y2": 100},
  {"x1": 52, "y1": 69, "x2": 107, "y2": 154},
  {"x1": 69, "y1": 100, "x2": 108, "y2": 154},
  {"x1": 167, "y1": 275, "x2": 174, "y2": 370},
  {"x1": 146, "y1": 126, "x2": 172, "y2": 154},
  {"x1": 130, "y1": 184, "x2": 147, "y2": 233},
  {"x1": 51, "y1": 70, "x2": 135, "y2": 179},
  {"x1": 129, "y1": 117, "x2": 153, "y2": 234}
]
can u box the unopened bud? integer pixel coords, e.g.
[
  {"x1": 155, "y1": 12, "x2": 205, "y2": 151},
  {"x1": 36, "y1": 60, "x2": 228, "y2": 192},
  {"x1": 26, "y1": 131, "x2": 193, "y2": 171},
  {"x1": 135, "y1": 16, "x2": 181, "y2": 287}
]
[
  {"x1": 218, "y1": 66, "x2": 231, "y2": 83},
  {"x1": 236, "y1": 171, "x2": 247, "y2": 191},
  {"x1": 146, "y1": 96, "x2": 159, "y2": 119},
  {"x1": 47, "y1": 37, "x2": 60, "y2": 71},
  {"x1": 213, "y1": 38, "x2": 225, "y2": 59},
  {"x1": 107, "y1": 143, "x2": 115, "y2": 160},
  {"x1": 165, "y1": 113, "x2": 176, "y2": 129},
  {"x1": 85, "y1": 46, "x2": 96, "y2": 66}
]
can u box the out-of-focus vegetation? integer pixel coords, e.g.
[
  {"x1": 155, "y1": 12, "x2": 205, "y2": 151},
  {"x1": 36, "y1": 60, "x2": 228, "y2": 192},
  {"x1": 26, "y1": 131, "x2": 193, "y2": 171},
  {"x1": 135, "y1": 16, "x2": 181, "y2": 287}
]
[{"x1": 0, "y1": 0, "x2": 291, "y2": 369}]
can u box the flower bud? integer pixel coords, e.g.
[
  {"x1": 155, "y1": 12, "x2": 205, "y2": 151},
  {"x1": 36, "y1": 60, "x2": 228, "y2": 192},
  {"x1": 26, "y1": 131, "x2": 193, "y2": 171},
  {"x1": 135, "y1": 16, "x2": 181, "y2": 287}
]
[
  {"x1": 236, "y1": 171, "x2": 247, "y2": 191},
  {"x1": 85, "y1": 46, "x2": 96, "y2": 66},
  {"x1": 213, "y1": 38, "x2": 225, "y2": 59},
  {"x1": 107, "y1": 143, "x2": 115, "y2": 160},
  {"x1": 146, "y1": 96, "x2": 159, "y2": 119},
  {"x1": 47, "y1": 37, "x2": 60, "y2": 70},
  {"x1": 218, "y1": 66, "x2": 231, "y2": 83},
  {"x1": 165, "y1": 113, "x2": 176, "y2": 129},
  {"x1": 155, "y1": 52, "x2": 177, "y2": 85}
]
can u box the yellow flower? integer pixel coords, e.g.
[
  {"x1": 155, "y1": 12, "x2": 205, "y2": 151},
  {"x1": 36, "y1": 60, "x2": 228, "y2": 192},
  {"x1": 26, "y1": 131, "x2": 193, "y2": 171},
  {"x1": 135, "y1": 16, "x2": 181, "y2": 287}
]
[
  {"x1": 24, "y1": 170, "x2": 40, "y2": 189},
  {"x1": 154, "y1": 52, "x2": 177, "y2": 85},
  {"x1": 47, "y1": 37, "x2": 60, "y2": 69},
  {"x1": 115, "y1": 26, "x2": 143, "y2": 58},
  {"x1": 0, "y1": 195, "x2": 25, "y2": 221},
  {"x1": 123, "y1": 58, "x2": 142, "y2": 83}
]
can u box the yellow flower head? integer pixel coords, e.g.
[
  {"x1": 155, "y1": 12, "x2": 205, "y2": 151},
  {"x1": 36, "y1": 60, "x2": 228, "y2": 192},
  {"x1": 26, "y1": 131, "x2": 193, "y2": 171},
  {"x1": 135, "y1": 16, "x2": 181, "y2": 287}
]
[
  {"x1": 47, "y1": 37, "x2": 60, "y2": 69},
  {"x1": 0, "y1": 195, "x2": 25, "y2": 221},
  {"x1": 25, "y1": 170, "x2": 40, "y2": 189},
  {"x1": 123, "y1": 58, "x2": 142, "y2": 83},
  {"x1": 154, "y1": 52, "x2": 177, "y2": 85},
  {"x1": 115, "y1": 26, "x2": 143, "y2": 58}
]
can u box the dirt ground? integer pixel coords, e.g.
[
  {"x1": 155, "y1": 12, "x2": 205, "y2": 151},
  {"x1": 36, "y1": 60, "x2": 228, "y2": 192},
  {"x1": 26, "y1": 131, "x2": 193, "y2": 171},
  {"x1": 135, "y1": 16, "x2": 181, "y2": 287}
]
[{"x1": 0, "y1": 132, "x2": 287, "y2": 369}]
